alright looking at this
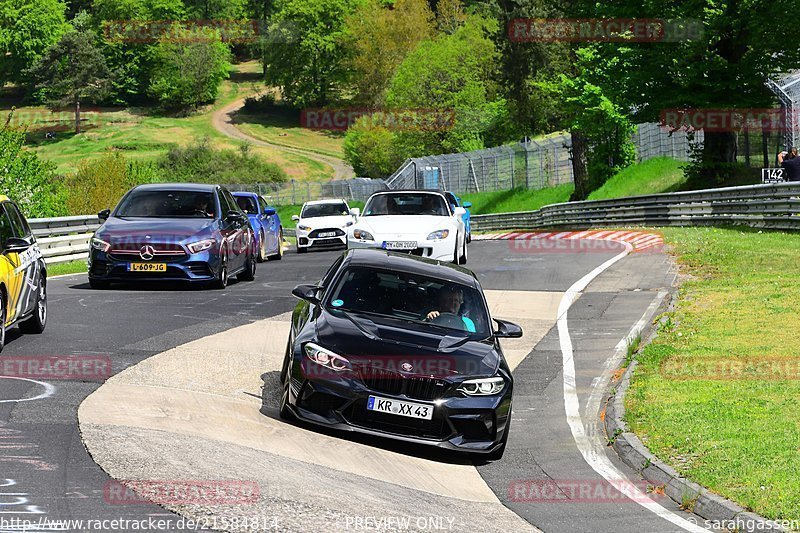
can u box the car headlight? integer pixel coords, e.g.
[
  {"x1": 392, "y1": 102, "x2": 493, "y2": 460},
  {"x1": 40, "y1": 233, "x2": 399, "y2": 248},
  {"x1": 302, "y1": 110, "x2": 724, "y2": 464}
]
[
  {"x1": 90, "y1": 237, "x2": 110, "y2": 253},
  {"x1": 304, "y1": 342, "x2": 351, "y2": 371},
  {"x1": 352, "y1": 229, "x2": 374, "y2": 241},
  {"x1": 458, "y1": 376, "x2": 505, "y2": 396},
  {"x1": 186, "y1": 239, "x2": 215, "y2": 254},
  {"x1": 427, "y1": 229, "x2": 450, "y2": 241},
  {"x1": 297, "y1": 224, "x2": 311, "y2": 231}
]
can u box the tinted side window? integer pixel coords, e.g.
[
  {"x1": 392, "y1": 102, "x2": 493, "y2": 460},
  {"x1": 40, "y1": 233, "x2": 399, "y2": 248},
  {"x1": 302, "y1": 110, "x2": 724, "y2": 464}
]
[
  {"x1": 5, "y1": 203, "x2": 31, "y2": 238},
  {"x1": 258, "y1": 197, "x2": 269, "y2": 212},
  {"x1": 321, "y1": 255, "x2": 345, "y2": 287},
  {"x1": 217, "y1": 189, "x2": 232, "y2": 217},
  {"x1": 0, "y1": 205, "x2": 14, "y2": 249},
  {"x1": 222, "y1": 189, "x2": 242, "y2": 215}
]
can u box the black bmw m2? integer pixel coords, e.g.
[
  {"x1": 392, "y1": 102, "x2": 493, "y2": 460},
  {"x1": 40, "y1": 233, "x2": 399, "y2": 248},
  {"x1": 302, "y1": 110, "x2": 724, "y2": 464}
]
[{"x1": 281, "y1": 249, "x2": 522, "y2": 459}]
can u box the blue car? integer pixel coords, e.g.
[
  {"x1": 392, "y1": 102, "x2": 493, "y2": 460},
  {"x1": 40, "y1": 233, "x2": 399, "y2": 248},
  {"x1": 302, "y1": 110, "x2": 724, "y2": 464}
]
[
  {"x1": 232, "y1": 191, "x2": 284, "y2": 262},
  {"x1": 88, "y1": 183, "x2": 257, "y2": 289},
  {"x1": 444, "y1": 191, "x2": 472, "y2": 242}
]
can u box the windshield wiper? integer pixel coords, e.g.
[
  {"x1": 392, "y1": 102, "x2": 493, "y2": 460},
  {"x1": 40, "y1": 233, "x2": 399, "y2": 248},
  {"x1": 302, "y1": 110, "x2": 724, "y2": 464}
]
[{"x1": 339, "y1": 310, "x2": 381, "y2": 340}]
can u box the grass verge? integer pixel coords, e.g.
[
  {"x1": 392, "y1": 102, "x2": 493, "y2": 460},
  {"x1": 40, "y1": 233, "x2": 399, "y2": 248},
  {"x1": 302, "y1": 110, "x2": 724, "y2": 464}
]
[
  {"x1": 626, "y1": 226, "x2": 800, "y2": 521},
  {"x1": 588, "y1": 157, "x2": 687, "y2": 200},
  {"x1": 47, "y1": 259, "x2": 87, "y2": 277},
  {"x1": 461, "y1": 184, "x2": 574, "y2": 215}
]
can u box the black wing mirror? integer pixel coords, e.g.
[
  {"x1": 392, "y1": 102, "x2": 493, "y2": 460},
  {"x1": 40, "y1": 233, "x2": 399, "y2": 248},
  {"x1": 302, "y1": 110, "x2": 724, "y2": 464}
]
[
  {"x1": 98, "y1": 209, "x2": 111, "y2": 220},
  {"x1": 226, "y1": 211, "x2": 245, "y2": 222},
  {"x1": 5, "y1": 237, "x2": 31, "y2": 253},
  {"x1": 292, "y1": 284, "x2": 322, "y2": 304},
  {"x1": 493, "y1": 318, "x2": 523, "y2": 338}
]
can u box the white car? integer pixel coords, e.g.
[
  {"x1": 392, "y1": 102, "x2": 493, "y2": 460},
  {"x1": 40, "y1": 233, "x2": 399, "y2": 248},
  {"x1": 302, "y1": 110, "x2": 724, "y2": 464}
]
[
  {"x1": 347, "y1": 190, "x2": 468, "y2": 264},
  {"x1": 293, "y1": 199, "x2": 355, "y2": 253}
]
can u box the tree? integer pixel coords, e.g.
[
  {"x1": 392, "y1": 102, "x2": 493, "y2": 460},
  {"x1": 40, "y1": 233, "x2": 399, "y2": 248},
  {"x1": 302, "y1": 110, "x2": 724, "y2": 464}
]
[
  {"x1": 0, "y1": 113, "x2": 68, "y2": 217},
  {"x1": 147, "y1": 25, "x2": 232, "y2": 110},
  {"x1": 262, "y1": 0, "x2": 365, "y2": 107},
  {"x1": 343, "y1": 118, "x2": 403, "y2": 178},
  {"x1": 26, "y1": 25, "x2": 112, "y2": 134},
  {"x1": 344, "y1": 0, "x2": 434, "y2": 106},
  {"x1": 386, "y1": 14, "x2": 508, "y2": 155},
  {"x1": 0, "y1": 0, "x2": 69, "y2": 87},
  {"x1": 434, "y1": 0, "x2": 465, "y2": 34}
]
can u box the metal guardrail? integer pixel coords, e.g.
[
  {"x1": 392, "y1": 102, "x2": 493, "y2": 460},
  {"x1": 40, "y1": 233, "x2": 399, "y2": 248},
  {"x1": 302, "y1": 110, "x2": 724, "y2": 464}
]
[
  {"x1": 29, "y1": 215, "x2": 101, "y2": 265},
  {"x1": 471, "y1": 182, "x2": 800, "y2": 233}
]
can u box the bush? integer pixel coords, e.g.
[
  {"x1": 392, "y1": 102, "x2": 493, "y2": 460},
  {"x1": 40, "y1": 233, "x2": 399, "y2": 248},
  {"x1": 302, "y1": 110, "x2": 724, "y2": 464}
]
[
  {"x1": 159, "y1": 139, "x2": 288, "y2": 184},
  {"x1": 343, "y1": 119, "x2": 404, "y2": 178},
  {"x1": 65, "y1": 153, "x2": 161, "y2": 214},
  {"x1": 0, "y1": 115, "x2": 68, "y2": 217}
]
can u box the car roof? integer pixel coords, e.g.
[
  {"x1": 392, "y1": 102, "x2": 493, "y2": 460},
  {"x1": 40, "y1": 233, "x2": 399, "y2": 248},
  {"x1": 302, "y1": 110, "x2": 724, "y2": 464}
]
[
  {"x1": 133, "y1": 183, "x2": 218, "y2": 192},
  {"x1": 370, "y1": 189, "x2": 446, "y2": 196},
  {"x1": 231, "y1": 191, "x2": 258, "y2": 197},
  {"x1": 343, "y1": 249, "x2": 478, "y2": 287},
  {"x1": 303, "y1": 198, "x2": 348, "y2": 206}
]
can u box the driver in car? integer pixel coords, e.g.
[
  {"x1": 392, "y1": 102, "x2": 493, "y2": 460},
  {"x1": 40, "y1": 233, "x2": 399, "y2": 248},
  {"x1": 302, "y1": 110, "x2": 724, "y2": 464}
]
[{"x1": 424, "y1": 285, "x2": 476, "y2": 333}]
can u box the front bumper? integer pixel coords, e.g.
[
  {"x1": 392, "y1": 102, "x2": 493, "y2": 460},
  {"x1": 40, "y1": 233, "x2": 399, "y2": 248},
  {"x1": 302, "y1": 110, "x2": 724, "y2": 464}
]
[
  {"x1": 88, "y1": 248, "x2": 221, "y2": 283},
  {"x1": 296, "y1": 230, "x2": 347, "y2": 250},
  {"x1": 285, "y1": 361, "x2": 512, "y2": 454},
  {"x1": 347, "y1": 236, "x2": 456, "y2": 261}
]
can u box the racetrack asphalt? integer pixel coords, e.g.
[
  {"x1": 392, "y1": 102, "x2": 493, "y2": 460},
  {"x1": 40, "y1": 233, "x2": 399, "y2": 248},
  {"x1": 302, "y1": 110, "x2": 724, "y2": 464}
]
[{"x1": 0, "y1": 239, "x2": 715, "y2": 532}]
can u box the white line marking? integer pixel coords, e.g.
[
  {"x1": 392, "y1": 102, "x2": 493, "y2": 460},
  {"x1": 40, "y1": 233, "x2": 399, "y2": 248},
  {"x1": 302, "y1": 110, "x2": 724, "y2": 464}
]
[
  {"x1": 557, "y1": 239, "x2": 707, "y2": 532},
  {"x1": 0, "y1": 378, "x2": 56, "y2": 404}
]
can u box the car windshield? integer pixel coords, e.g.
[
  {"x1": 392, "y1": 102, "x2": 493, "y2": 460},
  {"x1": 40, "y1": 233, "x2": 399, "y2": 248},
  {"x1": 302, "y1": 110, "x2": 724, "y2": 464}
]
[
  {"x1": 115, "y1": 190, "x2": 217, "y2": 218},
  {"x1": 327, "y1": 266, "x2": 490, "y2": 338},
  {"x1": 302, "y1": 202, "x2": 349, "y2": 218},
  {"x1": 235, "y1": 196, "x2": 259, "y2": 214},
  {"x1": 363, "y1": 193, "x2": 448, "y2": 216}
]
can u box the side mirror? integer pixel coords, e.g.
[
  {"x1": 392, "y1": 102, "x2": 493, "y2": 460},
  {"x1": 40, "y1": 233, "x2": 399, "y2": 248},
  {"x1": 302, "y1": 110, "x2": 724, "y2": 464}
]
[
  {"x1": 291, "y1": 215, "x2": 300, "y2": 221},
  {"x1": 493, "y1": 318, "x2": 523, "y2": 338},
  {"x1": 350, "y1": 208, "x2": 360, "y2": 217},
  {"x1": 98, "y1": 209, "x2": 110, "y2": 220},
  {"x1": 264, "y1": 207, "x2": 277, "y2": 216},
  {"x1": 462, "y1": 202, "x2": 472, "y2": 209},
  {"x1": 5, "y1": 237, "x2": 31, "y2": 253},
  {"x1": 292, "y1": 284, "x2": 322, "y2": 304},
  {"x1": 226, "y1": 211, "x2": 245, "y2": 222},
  {"x1": 454, "y1": 207, "x2": 467, "y2": 216}
]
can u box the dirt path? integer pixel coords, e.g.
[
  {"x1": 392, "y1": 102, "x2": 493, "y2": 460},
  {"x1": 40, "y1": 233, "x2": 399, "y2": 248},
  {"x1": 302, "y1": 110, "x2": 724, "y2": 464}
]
[{"x1": 212, "y1": 98, "x2": 355, "y2": 181}]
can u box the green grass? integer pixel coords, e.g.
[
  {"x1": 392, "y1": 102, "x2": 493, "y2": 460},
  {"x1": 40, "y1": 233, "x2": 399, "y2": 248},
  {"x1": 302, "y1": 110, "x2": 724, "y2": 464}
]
[
  {"x1": 47, "y1": 259, "x2": 87, "y2": 276},
  {"x1": 588, "y1": 157, "x2": 687, "y2": 200},
  {"x1": 2, "y1": 62, "x2": 332, "y2": 181},
  {"x1": 626, "y1": 227, "x2": 800, "y2": 522},
  {"x1": 461, "y1": 184, "x2": 574, "y2": 215},
  {"x1": 235, "y1": 108, "x2": 345, "y2": 159}
]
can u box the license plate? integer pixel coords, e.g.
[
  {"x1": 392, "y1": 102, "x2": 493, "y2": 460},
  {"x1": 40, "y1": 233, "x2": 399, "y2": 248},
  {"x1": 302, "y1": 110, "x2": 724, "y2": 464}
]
[
  {"x1": 128, "y1": 263, "x2": 167, "y2": 272},
  {"x1": 367, "y1": 395, "x2": 433, "y2": 420},
  {"x1": 383, "y1": 241, "x2": 416, "y2": 250},
  {"x1": 317, "y1": 231, "x2": 337, "y2": 238}
]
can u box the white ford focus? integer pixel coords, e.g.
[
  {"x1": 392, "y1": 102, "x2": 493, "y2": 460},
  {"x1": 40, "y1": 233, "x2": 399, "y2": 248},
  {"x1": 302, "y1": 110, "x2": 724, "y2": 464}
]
[
  {"x1": 293, "y1": 199, "x2": 355, "y2": 253},
  {"x1": 347, "y1": 190, "x2": 468, "y2": 264}
]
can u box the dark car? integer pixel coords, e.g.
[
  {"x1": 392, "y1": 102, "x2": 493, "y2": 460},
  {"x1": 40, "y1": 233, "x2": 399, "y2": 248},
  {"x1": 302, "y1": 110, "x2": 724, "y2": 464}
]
[
  {"x1": 232, "y1": 191, "x2": 284, "y2": 262},
  {"x1": 279, "y1": 249, "x2": 522, "y2": 459},
  {"x1": 88, "y1": 183, "x2": 257, "y2": 289}
]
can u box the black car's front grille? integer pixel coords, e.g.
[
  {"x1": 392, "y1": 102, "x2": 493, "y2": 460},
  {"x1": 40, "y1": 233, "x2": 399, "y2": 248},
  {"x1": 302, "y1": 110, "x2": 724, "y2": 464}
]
[
  {"x1": 309, "y1": 228, "x2": 345, "y2": 239},
  {"x1": 310, "y1": 238, "x2": 345, "y2": 247},
  {"x1": 357, "y1": 365, "x2": 449, "y2": 401},
  {"x1": 108, "y1": 252, "x2": 187, "y2": 263},
  {"x1": 343, "y1": 400, "x2": 451, "y2": 440}
]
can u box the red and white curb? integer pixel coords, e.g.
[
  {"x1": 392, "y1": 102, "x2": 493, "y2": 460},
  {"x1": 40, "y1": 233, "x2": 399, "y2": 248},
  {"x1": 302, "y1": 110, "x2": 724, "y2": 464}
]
[{"x1": 473, "y1": 230, "x2": 664, "y2": 253}]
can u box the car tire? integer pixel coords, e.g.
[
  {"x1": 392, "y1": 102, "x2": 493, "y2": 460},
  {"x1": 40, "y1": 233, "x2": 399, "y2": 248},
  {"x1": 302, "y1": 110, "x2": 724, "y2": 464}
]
[
  {"x1": 0, "y1": 292, "x2": 6, "y2": 353},
  {"x1": 268, "y1": 229, "x2": 284, "y2": 261},
  {"x1": 257, "y1": 230, "x2": 266, "y2": 263},
  {"x1": 19, "y1": 279, "x2": 46, "y2": 334},
  {"x1": 458, "y1": 237, "x2": 468, "y2": 265},
  {"x1": 279, "y1": 369, "x2": 295, "y2": 421},
  {"x1": 89, "y1": 279, "x2": 109, "y2": 290},
  {"x1": 297, "y1": 245, "x2": 307, "y2": 254},
  {"x1": 467, "y1": 232, "x2": 472, "y2": 243},
  {"x1": 453, "y1": 237, "x2": 460, "y2": 264},
  {"x1": 212, "y1": 248, "x2": 229, "y2": 289},
  {"x1": 237, "y1": 252, "x2": 256, "y2": 282}
]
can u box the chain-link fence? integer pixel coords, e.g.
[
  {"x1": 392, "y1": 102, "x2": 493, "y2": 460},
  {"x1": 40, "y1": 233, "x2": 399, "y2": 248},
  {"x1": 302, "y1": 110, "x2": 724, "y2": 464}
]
[
  {"x1": 767, "y1": 71, "x2": 800, "y2": 149},
  {"x1": 228, "y1": 178, "x2": 387, "y2": 205}
]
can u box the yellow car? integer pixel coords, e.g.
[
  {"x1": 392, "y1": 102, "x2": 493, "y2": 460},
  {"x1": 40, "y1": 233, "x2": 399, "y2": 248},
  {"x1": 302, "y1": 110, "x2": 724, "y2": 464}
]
[{"x1": 0, "y1": 196, "x2": 47, "y2": 351}]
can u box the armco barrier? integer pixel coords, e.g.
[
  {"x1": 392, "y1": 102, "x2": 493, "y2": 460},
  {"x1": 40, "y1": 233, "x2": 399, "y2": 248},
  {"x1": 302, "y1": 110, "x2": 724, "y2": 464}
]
[
  {"x1": 471, "y1": 182, "x2": 800, "y2": 233},
  {"x1": 29, "y1": 215, "x2": 101, "y2": 265}
]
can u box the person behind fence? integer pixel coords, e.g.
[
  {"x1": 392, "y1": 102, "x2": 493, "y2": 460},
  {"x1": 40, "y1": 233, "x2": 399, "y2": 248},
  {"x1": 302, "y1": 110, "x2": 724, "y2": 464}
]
[{"x1": 781, "y1": 147, "x2": 800, "y2": 181}]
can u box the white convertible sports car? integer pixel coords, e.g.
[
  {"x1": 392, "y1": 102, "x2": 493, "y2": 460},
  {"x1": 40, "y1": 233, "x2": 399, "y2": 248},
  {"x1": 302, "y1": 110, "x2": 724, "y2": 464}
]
[
  {"x1": 347, "y1": 190, "x2": 468, "y2": 264},
  {"x1": 293, "y1": 199, "x2": 355, "y2": 253}
]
